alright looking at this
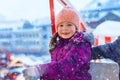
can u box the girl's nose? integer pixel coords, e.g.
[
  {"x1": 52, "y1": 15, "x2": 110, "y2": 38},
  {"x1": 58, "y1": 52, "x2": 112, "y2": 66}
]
[{"x1": 62, "y1": 26, "x2": 68, "y2": 29}]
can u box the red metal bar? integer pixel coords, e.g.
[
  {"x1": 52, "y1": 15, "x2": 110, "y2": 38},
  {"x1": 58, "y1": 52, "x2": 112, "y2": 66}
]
[
  {"x1": 105, "y1": 36, "x2": 111, "y2": 44},
  {"x1": 59, "y1": 0, "x2": 67, "y2": 6},
  {"x1": 49, "y1": 0, "x2": 55, "y2": 35},
  {"x1": 94, "y1": 36, "x2": 99, "y2": 46}
]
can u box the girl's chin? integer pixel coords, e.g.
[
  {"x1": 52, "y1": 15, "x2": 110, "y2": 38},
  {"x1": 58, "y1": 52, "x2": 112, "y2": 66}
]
[{"x1": 61, "y1": 36, "x2": 71, "y2": 39}]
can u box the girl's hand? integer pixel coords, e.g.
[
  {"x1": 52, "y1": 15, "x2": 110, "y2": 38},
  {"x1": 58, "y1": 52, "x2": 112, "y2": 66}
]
[{"x1": 23, "y1": 66, "x2": 39, "y2": 80}]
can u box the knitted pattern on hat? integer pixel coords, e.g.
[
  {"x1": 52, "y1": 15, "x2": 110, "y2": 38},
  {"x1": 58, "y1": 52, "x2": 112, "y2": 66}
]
[{"x1": 55, "y1": 7, "x2": 80, "y2": 32}]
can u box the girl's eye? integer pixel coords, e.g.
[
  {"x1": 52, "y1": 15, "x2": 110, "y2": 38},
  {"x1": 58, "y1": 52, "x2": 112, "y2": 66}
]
[
  {"x1": 67, "y1": 24, "x2": 72, "y2": 26},
  {"x1": 59, "y1": 24, "x2": 63, "y2": 27}
]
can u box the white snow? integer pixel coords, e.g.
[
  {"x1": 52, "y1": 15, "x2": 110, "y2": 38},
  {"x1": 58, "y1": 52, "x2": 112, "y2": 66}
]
[{"x1": 93, "y1": 20, "x2": 120, "y2": 36}]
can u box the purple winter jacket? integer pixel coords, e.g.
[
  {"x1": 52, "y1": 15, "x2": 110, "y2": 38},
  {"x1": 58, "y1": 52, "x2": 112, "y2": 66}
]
[{"x1": 39, "y1": 32, "x2": 92, "y2": 80}]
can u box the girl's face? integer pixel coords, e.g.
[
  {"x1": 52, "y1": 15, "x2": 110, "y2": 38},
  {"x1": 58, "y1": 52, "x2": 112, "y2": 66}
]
[{"x1": 57, "y1": 22, "x2": 77, "y2": 39}]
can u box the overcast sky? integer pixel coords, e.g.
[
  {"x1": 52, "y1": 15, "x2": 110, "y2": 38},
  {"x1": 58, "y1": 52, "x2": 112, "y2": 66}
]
[{"x1": 0, "y1": 0, "x2": 91, "y2": 22}]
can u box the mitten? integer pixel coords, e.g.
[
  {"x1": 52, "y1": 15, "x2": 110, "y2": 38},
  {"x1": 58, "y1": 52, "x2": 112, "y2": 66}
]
[
  {"x1": 23, "y1": 66, "x2": 39, "y2": 79},
  {"x1": 83, "y1": 31, "x2": 95, "y2": 45}
]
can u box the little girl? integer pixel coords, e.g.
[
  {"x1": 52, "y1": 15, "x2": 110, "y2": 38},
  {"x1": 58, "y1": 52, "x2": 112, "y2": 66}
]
[{"x1": 23, "y1": 6, "x2": 92, "y2": 80}]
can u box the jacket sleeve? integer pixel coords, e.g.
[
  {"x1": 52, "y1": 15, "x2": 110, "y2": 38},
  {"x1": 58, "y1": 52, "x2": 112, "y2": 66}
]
[
  {"x1": 38, "y1": 42, "x2": 91, "y2": 79},
  {"x1": 92, "y1": 36, "x2": 120, "y2": 60}
]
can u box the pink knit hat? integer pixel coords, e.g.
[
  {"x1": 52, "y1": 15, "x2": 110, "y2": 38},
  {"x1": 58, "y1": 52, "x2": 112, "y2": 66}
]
[{"x1": 55, "y1": 7, "x2": 80, "y2": 32}]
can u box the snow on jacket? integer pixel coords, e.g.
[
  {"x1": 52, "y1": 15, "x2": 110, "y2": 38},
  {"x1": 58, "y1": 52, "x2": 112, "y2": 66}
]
[
  {"x1": 92, "y1": 36, "x2": 120, "y2": 79},
  {"x1": 38, "y1": 32, "x2": 92, "y2": 80}
]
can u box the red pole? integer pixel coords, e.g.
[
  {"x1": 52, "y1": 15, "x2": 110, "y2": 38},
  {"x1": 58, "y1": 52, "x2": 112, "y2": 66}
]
[
  {"x1": 49, "y1": 0, "x2": 55, "y2": 35},
  {"x1": 94, "y1": 36, "x2": 99, "y2": 46},
  {"x1": 57, "y1": 0, "x2": 68, "y2": 7},
  {"x1": 105, "y1": 36, "x2": 111, "y2": 44}
]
